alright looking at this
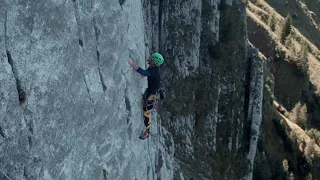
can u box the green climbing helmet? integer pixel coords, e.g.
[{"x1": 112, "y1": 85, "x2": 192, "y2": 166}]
[{"x1": 151, "y1": 53, "x2": 164, "y2": 66}]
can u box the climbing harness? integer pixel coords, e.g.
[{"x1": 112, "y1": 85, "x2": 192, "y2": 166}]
[{"x1": 151, "y1": 87, "x2": 166, "y2": 112}]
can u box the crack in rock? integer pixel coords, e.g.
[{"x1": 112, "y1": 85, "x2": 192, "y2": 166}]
[
  {"x1": 119, "y1": 0, "x2": 125, "y2": 6},
  {"x1": 96, "y1": 51, "x2": 107, "y2": 91},
  {"x1": 0, "y1": 126, "x2": 6, "y2": 138},
  {"x1": 6, "y1": 51, "x2": 27, "y2": 104},
  {"x1": 82, "y1": 74, "x2": 97, "y2": 117},
  {"x1": 27, "y1": 120, "x2": 34, "y2": 134},
  {"x1": 72, "y1": 0, "x2": 84, "y2": 48},
  {"x1": 5, "y1": 10, "x2": 27, "y2": 104},
  {"x1": 79, "y1": 39, "x2": 83, "y2": 47},
  {"x1": 93, "y1": 16, "x2": 107, "y2": 92},
  {"x1": 125, "y1": 96, "x2": 131, "y2": 111},
  {"x1": 23, "y1": 166, "x2": 29, "y2": 180},
  {"x1": 102, "y1": 169, "x2": 108, "y2": 180},
  {"x1": 28, "y1": 136, "x2": 32, "y2": 149}
]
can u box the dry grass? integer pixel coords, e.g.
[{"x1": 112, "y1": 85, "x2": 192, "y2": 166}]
[
  {"x1": 277, "y1": 111, "x2": 320, "y2": 157},
  {"x1": 309, "y1": 54, "x2": 320, "y2": 95},
  {"x1": 253, "y1": 0, "x2": 320, "y2": 48},
  {"x1": 288, "y1": 30, "x2": 320, "y2": 60},
  {"x1": 247, "y1": 8, "x2": 294, "y2": 59},
  {"x1": 248, "y1": 0, "x2": 320, "y2": 100},
  {"x1": 248, "y1": 0, "x2": 320, "y2": 60},
  {"x1": 247, "y1": 2, "x2": 269, "y2": 24}
]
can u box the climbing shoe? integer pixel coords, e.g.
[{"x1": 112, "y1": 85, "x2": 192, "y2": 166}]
[{"x1": 139, "y1": 131, "x2": 149, "y2": 140}]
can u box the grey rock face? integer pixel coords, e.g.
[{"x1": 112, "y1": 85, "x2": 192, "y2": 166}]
[
  {"x1": 244, "y1": 47, "x2": 264, "y2": 180},
  {"x1": 144, "y1": 0, "x2": 255, "y2": 179},
  {"x1": 1, "y1": 0, "x2": 263, "y2": 179},
  {"x1": 1, "y1": 0, "x2": 173, "y2": 179}
]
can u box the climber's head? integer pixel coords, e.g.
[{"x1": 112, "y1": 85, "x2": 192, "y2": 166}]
[{"x1": 148, "y1": 53, "x2": 164, "y2": 67}]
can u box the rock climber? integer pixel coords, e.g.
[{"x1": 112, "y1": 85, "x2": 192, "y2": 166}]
[{"x1": 128, "y1": 53, "x2": 164, "y2": 139}]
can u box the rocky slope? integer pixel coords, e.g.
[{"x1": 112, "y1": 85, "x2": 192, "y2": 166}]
[{"x1": 247, "y1": 0, "x2": 320, "y2": 179}]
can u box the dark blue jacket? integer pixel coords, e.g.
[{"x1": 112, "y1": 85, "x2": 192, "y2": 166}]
[{"x1": 137, "y1": 67, "x2": 161, "y2": 93}]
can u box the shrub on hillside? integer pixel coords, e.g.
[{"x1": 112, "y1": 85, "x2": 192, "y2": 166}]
[
  {"x1": 268, "y1": 14, "x2": 277, "y2": 32},
  {"x1": 289, "y1": 102, "x2": 308, "y2": 129},
  {"x1": 281, "y1": 14, "x2": 292, "y2": 43},
  {"x1": 306, "y1": 128, "x2": 320, "y2": 146}
]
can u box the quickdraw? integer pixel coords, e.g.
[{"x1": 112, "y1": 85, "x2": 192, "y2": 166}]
[{"x1": 152, "y1": 87, "x2": 165, "y2": 112}]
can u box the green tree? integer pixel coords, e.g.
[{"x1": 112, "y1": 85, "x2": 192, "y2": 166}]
[
  {"x1": 268, "y1": 14, "x2": 277, "y2": 32},
  {"x1": 281, "y1": 14, "x2": 292, "y2": 42}
]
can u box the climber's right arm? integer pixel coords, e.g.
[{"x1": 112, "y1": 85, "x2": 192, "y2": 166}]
[
  {"x1": 136, "y1": 68, "x2": 151, "y2": 76},
  {"x1": 128, "y1": 59, "x2": 139, "y2": 70}
]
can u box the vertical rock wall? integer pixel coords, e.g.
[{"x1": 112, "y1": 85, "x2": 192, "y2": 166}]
[
  {"x1": 0, "y1": 0, "x2": 265, "y2": 179},
  {"x1": 244, "y1": 47, "x2": 264, "y2": 180},
  {"x1": 143, "y1": 0, "x2": 257, "y2": 179},
  {"x1": 0, "y1": 0, "x2": 174, "y2": 179}
]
